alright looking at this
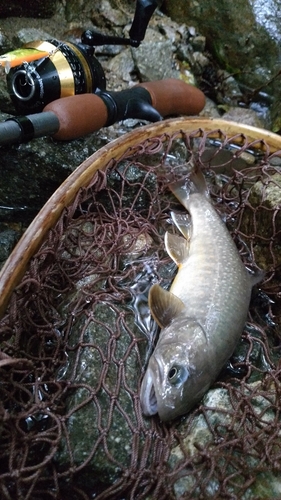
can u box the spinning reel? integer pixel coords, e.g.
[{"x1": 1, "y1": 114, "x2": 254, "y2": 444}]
[
  {"x1": 6, "y1": 0, "x2": 159, "y2": 114},
  {"x1": 0, "y1": 0, "x2": 205, "y2": 145}
]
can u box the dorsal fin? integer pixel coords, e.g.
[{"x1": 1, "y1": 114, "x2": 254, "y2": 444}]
[{"x1": 148, "y1": 283, "x2": 185, "y2": 328}]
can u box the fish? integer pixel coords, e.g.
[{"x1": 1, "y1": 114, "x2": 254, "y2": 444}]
[{"x1": 140, "y1": 168, "x2": 260, "y2": 422}]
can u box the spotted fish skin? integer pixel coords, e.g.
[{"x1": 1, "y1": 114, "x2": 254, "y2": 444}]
[{"x1": 140, "y1": 169, "x2": 257, "y2": 422}]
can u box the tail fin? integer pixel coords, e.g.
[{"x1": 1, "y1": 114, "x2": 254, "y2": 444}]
[{"x1": 169, "y1": 168, "x2": 209, "y2": 209}]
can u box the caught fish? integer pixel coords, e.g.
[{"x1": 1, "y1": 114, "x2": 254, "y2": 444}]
[{"x1": 140, "y1": 168, "x2": 260, "y2": 421}]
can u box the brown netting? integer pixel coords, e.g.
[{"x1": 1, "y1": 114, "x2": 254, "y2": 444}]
[{"x1": 0, "y1": 128, "x2": 281, "y2": 500}]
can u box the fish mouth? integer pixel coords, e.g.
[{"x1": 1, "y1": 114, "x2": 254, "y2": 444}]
[{"x1": 140, "y1": 367, "x2": 158, "y2": 416}]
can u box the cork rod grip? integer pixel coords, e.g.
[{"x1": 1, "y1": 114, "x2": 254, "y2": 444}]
[
  {"x1": 44, "y1": 94, "x2": 109, "y2": 141},
  {"x1": 138, "y1": 79, "x2": 205, "y2": 117},
  {"x1": 43, "y1": 79, "x2": 205, "y2": 141}
]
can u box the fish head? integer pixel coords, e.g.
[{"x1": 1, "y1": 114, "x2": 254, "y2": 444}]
[{"x1": 140, "y1": 316, "x2": 213, "y2": 422}]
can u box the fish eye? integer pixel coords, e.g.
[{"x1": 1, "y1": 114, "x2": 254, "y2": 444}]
[{"x1": 168, "y1": 365, "x2": 188, "y2": 385}]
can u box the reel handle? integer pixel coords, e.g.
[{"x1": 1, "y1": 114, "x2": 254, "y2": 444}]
[
  {"x1": 82, "y1": 0, "x2": 159, "y2": 47},
  {"x1": 44, "y1": 79, "x2": 205, "y2": 140}
]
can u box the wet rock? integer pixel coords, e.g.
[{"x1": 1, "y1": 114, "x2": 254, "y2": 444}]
[
  {"x1": 221, "y1": 106, "x2": 266, "y2": 128},
  {"x1": 170, "y1": 388, "x2": 232, "y2": 463},
  {"x1": 162, "y1": 0, "x2": 280, "y2": 90}
]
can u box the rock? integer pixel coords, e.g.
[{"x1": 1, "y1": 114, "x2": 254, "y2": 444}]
[
  {"x1": 90, "y1": 0, "x2": 131, "y2": 29},
  {"x1": 162, "y1": 0, "x2": 280, "y2": 91},
  {"x1": 13, "y1": 27, "x2": 53, "y2": 45},
  {"x1": 190, "y1": 35, "x2": 206, "y2": 52},
  {"x1": 222, "y1": 106, "x2": 266, "y2": 128},
  {"x1": 170, "y1": 388, "x2": 232, "y2": 464},
  {"x1": 130, "y1": 27, "x2": 180, "y2": 82},
  {"x1": 106, "y1": 48, "x2": 135, "y2": 85},
  {"x1": 64, "y1": 0, "x2": 94, "y2": 24},
  {"x1": 178, "y1": 62, "x2": 196, "y2": 85},
  {"x1": 199, "y1": 97, "x2": 221, "y2": 118}
]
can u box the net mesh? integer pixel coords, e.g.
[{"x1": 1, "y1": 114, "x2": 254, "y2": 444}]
[{"x1": 0, "y1": 128, "x2": 281, "y2": 500}]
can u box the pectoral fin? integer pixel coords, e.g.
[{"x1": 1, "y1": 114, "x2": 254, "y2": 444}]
[
  {"x1": 165, "y1": 231, "x2": 189, "y2": 266},
  {"x1": 148, "y1": 283, "x2": 185, "y2": 328}
]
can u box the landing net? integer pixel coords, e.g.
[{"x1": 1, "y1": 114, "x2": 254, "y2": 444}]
[{"x1": 0, "y1": 128, "x2": 280, "y2": 499}]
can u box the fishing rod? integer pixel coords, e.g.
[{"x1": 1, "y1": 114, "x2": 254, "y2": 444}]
[
  {"x1": 0, "y1": 0, "x2": 205, "y2": 145},
  {"x1": 0, "y1": 79, "x2": 205, "y2": 144}
]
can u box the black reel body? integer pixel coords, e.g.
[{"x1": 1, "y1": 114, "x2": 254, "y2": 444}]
[{"x1": 6, "y1": 40, "x2": 106, "y2": 114}]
